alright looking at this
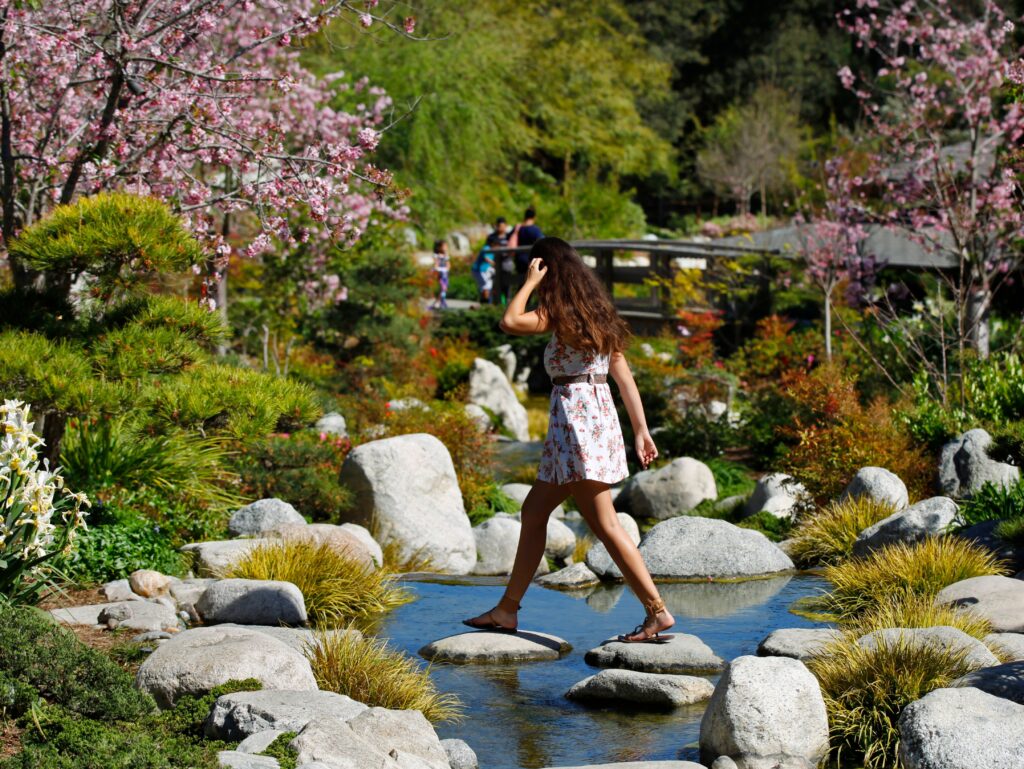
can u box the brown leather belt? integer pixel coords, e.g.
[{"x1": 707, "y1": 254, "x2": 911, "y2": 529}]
[{"x1": 552, "y1": 373, "x2": 608, "y2": 385}]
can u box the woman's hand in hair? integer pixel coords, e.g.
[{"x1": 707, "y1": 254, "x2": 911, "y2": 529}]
[
  {"x1": 635, "y1": 429, "x2": 659, "y2": 470},
  {"x1": 525, "y1": 258, "x2": 548, "y2": 286}
]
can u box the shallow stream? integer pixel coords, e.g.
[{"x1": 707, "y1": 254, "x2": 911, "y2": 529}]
[{"x1": 377, "y1": 574, "x2": 829, "y2": 769}]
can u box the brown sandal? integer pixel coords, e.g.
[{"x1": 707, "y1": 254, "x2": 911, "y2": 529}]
[
  {"x1": 462, "y1": 594, "x2": 520, "y2": 632},
  {"x1": 618, "y1": 596, "x2": 674, "y2": 643}
]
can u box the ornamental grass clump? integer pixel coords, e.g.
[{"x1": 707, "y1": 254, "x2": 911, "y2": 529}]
[
  {"x1": 816, "y1": 537, "x2": 1006, "y2": 621},
  {"x1": 808, "y1": 633, "x2": 982, "y2": 769},
  {"x1": 0, "y1": 400, "x2": 89, "y2": 604},
  {"x1": 305, "y1": 630, "x2": 462, "y2": 724},
  {"x1": 854, "y1": 591, "x2": 995, "y2": 643},
  {"x1": 225, "y1": 540, "x2": 410, "y2": 627},
  {"x1": 788, "y1": 497, "x2": 897, "y2": 567}
]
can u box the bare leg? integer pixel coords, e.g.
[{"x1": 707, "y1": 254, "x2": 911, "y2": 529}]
[
  {"x1": 463, "y1": 480, "x2": 570, "y2": 630},
  {"x1": 571, "y1": 479, "x2": 674, "y2": 640}
]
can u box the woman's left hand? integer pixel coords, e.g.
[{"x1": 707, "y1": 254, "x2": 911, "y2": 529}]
[{"x1": 635, "y1": 430, "x2": 658, "y2": 469}]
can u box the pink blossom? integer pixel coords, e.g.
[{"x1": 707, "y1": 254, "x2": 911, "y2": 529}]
[{"x1": 404, "y1": 16, "x2": 417, "y2": 34}]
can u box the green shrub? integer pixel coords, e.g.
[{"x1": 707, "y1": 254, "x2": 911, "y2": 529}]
[
  {"x1": 236, "y1": 432, "x2": 352, "y2": 523},
  {"x1": 788, "y1": 497, "x2": 897, "y2": 568},
  {"x1": 466, "y1": 482, "x2": 520, "y2": 526},
  {"x1": 226, "y1": 541, "x2": 410, "y2": 627},
  {"x1": 736, "y1": 511, "x2": 792, "y2": 542},
  {"x1": 60, "y1": 516, "x2": 186, "y2": 584},
  {"x1": 658, "y1": 406, "x2": 738, "y2": 460},
  {"x1": 260, "y1": 732, "x2": 299, "y2": 769},
  {"x1": 959, "y1": 479, "x2": 1024, "y2": 529},
  {"x1": 706, "y1": 458, "x2": 757, "y2": 499},
  {"x1": 306, "y1": 630, "x2": 462, "y2": 724}
]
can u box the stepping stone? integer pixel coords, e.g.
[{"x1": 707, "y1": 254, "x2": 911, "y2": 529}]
[
  {"x1": 418, "y1": 630, "x2": 571, "y2": 663},
  {"x1": 584, "y1": 634, "x2": 724, "y2": 674},
  {"x1": 49, "y1": 602, "x2": 128, "y2": 626},
  {"x1": 540, "y1": 762, "x2": 706, "y2": 769},
  {"x1": 936, "y1": 575, "x2": 1024, "y2": 633},
  {"x1": 196, "y1": 579, "x2": 307, "y2": 626},
  {"x1": 857, "y1": 626, "x2": 999, "y2": 668},
  {"x1": 536, "y1": 562, "x2": 600, "y2": 590},
  {"x1": 566, "y1": 669, "x2": 714, "y2": 707},
  {"x1": 952, "y1": 661, "x2": 1024, "y2": 705},
  {"x1": 757, "y1": 628, "x2": 843, "y2": 661},
  {"x1": 985, "y1": 633, "x2": 1024, "y2": 661},
  {"x1": 206, "y1": 689, "x2": 367, "y2": 740}
]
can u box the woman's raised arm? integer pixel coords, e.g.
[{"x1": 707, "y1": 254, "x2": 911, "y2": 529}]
[{"x1": 499, "y1": 257, "x2": 550, "y2": 336}]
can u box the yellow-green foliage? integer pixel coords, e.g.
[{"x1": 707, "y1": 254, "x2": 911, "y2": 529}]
[
  {"x1": 853, "y1": 591, "x2": 994, "y2": 641},
  {"x1": 226, "y1": 540, "x2": 410, "y2": 627},
  {"x1": 788, "y1": 497, "x2": 897, "y2": 567},
  {"x1": 817, "y1": 538, "x2": 1006, "y2": 621},
  {"x1": 380, "y1": 539, "x2": 433, "y2": 574},
  {"x1": 573, "y1": 534, "x2": 594, "y2": 564},
  {"x1": 306, "y1": 630, "x2": 462, "y2": 724},
  {"x1": 809, "y1": 633, "x2": 982, "y2": 769}
]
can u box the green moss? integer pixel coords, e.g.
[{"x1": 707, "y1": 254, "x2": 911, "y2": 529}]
[{"x1": 260, "y1": 731, "x2": 299, "y2": 769}]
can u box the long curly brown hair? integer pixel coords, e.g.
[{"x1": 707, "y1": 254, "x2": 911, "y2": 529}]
[{"x1": 532, "y1": 237, "x2": 630, "y2": 355}]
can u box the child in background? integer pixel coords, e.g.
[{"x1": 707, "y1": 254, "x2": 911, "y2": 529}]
[{"x1": 431, "y1": 239, "x2": 450, "y2": 310}]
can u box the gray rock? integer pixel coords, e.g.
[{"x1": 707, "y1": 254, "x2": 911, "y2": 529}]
[
  {"x1": 215, "y1": 623, "x2": 360, "y2": 655},
  {"x1": 441, "y1": 738, "x2": 478, "y2": 769},
  {"x1": 536, "y1": 562, "x2": 601, "y2": 590},
  {"x1": 757, "y1": 628, "x2": 843, "y2": 661},
  {"x1": 206, "y1": 690, "x2": 367, "y2": 740},
  {"x1": 743, "y1": 473, "x2": 810, "y2": 520},
  {"x1": 338, "y1": 433, "x2": 475, "y2": 574},
  {"x1": 841, "y1": 466, "x2": 909, "y2": 510},
  {"x1": 236, "y1": 730, "x2": 286, "y2": 754},
  {"x1": 96, "y1": 600, "x2": 180, "y2": 633},
  {"x1": 699, "y1": 655, "x2": 829, "y2": 769},
  {"x1": 170, "y1": 578, "x2": 217, "y2": 609},
  {"x1": 853, "y1": 496, "x2": 960, "y2": 556},
  {"x1": 217, "y1": 751, "x2": 279, "y2": 769},
  {"x1": 939, "y1": 428, "x2": 1020, "y2": 498},
  {"x1": 493, "y1": 343, "x2": 517, "y2": 381},
  {"x1": 419, "y1": 630, "x2": 571, "y2": 663},
  {"x1": 710, "y1": 759, "x2": 739, "y2": 769},
  {"x1": 858, "y1": 626, "x2": 999, "y2": 668},
  {"x1": 196, "y1": 579, "x2": 307, "y2": 626},
  {"x1": 229, "y1": 499, "x2": 306, "y2": 538},
  {"x1": 601, "y1": 517, "x2": 794, "y2": 580},
  {"x1": 472, "y1": 515, "x2": 521, "y2": 576},
  {"x1": 951, "y1": 661, "x2": 1024, "y2": 705},
  {"x1": 714, "y1": 495, "x2": 747, "y2": 516},
  {"x1": 585, "y1": 513, "x2": 641, "y2": 577},
  {"x1": 315, "y1": 411, "x2": 347, "y2": 437},
  {"x1": 584, "y1": 634, "x2": 724, "y2": 674},
  {"x1": 181, "y1": 539, "x2": 271, "y2": 577},
  {"x1": 135, "y1": 626, "x2": 317, "y2": 708},
  {"x1": 541, "y1": 764, "x2": 704, "y2": 769},
  {"x1": 387, "y1": 397, "x2": 428, "y2": 412},
  {"x1": 48, "y1": 602, "x2": 123, "y2": 627},
  {"x1": 464, "y1": 403, "x2": 491, "y2": 432},
  {"x1": 468, "y1": 357, "x2": 529, "y2": 441},
  {"x1": 346, "y1": 707, "x2": 449, "y2": 768},
  {"x1": 538, "y1": 514, "x2": 576, "y2": 561},
  {"x1": 566, "y1": 669, "x2": 715, "y2": 707},
  {"x1": 985, "y1": 633, "x2": 1024, "y2": 661},
  {"x1": 132, "y1": 630, "x2": 173, "y2": 643},
  {"x1": 937, "y1": 575, "x2": 1024, "y2": 632},
  {"x1": 501, "y1": 482, "x2": 564, "y2": 518},
  {"x1": 628, "y1": 457, "x2": 717, "y2": 520},
  {"x1": 339, "y1": 523, "x2": 383, "y2": 567},
  {"x1": 268, "y1": 523, "x2": 375, "y2": 568},
  {"x1": 898, "y1": 686, "x2": 1024, "y2": 769},
  {"x1": 101, "y1": 579, "x2": 140, "y2": 602}
]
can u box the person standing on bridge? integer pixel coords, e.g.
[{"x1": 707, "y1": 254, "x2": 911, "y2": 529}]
[{"x1": 463, "y1": 236, "x2": 674, "y2": 644}]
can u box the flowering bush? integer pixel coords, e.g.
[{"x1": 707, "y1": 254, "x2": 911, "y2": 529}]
[{"x1": 0, "y1": 401, "x2": 89, "y2": 604}]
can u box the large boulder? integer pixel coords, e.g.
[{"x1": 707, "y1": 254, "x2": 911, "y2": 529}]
[
  {"x1": 852, "y1": 496, "x2": 960, "y2": 557},
  {"x1": 951, "y1": 661, "x2": 1024, "y2": 705},
  {"x1": 585, "y1": 513, "x2": 641, "y2": 577},
  {"x1": 627, "y1": 458, "x2": 717, "y2": 520},
  {"x1": 600, "y1": 517, "x2": 794, "y2": 580},
  {"x1": 472, "y1": 515, "x2": 521, "y2": 576},
  {"x1": 936, "y1": 576, "x2": 1024, "y2": 633},
  {"x1": 468, "y1": 357, "x2": 529, "y2": 441},
  {"x1": 743, "y1": 473, "x2": 810, "y2": 521},
  {"x1": 181, "y1": 539, "x2": 271, "y2": 577},
  {"x1": 268, "y1": 523, "x2": 375, "y2": 568},
  {"x1": 338, "y1": 433, "x2": 475, "y2": 574},
  {"x1": 339, "y1": 523, "x2": 384, "y2": 567},
  {"x1": 840, "y1": 466, "x2": 909, "y2": 510},
  {"x1": 857, "y1": 626, "x2": 1000, "y2": 668},
  {"x1": 566, "y1": 669, "x2": 714, "y2": 708},
  {"x1": 584, "y1": 634, "x2": 724, "y2": 674},
  {"x1": 898, "y1": 686, "x2": 1024, "y2": 769},
  {"x1": 135, "y1": 626, "x2": 317, "y2": 708},
  {"x1": 984, "y1": 633, "x2": 1024, "y2": 661},
  {"x1": 419, "y1": 630, "x2": 571, "y2": 663},
  {"x1": 939, "y1": 428, "x2": 1020, "y2": 498},
  {"x1": 699, "y1": 655, "x2": 829, "y2": 769},
  {"x1": 195, "y1": 579, "x2": 307, "y2": 626},
  {"x1": 206, "y1": 690, "x2": 367, "y2": 740},
  {"x1": 229, "y1": 499, "x2": 306, "y2": 537},
  {"x1": 215, "y1": 624, "x2": 360, "y2": 655},
  {"x1": 537, "y1": 514, "x2": 576, "y2": 561},
  {"x1": 757, "y1": 628, "x2": 843, "y2": 661}
]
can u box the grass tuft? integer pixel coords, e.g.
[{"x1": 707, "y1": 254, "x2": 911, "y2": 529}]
[
  {"x1": 572, "y1": 534, "x2": 594, "y2": 565},
  {"x1": 305, "y1": 630, "x2": 462, "y2": 724},
  {"x1": 380, "y1": 539, "x2": 434, "y2": 574},
  {"x1": 808, "y1": 633, "x2": 982, "y2": 769},
  {"x1": 853, "y1": 591, "x2": 994, "y2": 641},
  {"x1": 788, "y1": 497, "x2": 897, "y2": 567},
  {"x1": 225, "y1": 540, "x2": 411, "y2": 627},
  {"x1": 814, "y1": 537, "x2": 1006, "y2": 621}
]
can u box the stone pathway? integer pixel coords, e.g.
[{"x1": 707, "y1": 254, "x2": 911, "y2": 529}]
[{"x1": 419, "y1": 629, "x2": 571, "y2": 663}]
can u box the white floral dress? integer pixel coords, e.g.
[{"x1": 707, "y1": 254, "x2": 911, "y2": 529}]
[{"x1": 537, "y1": 335, "x2": 629, "y2": 486}]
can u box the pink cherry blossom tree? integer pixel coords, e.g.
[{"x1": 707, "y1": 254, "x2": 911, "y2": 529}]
[
  {"x1": 0, "y1": 0, "x2": 415, "y2": 310},
  {"x1": 829, "y1": 0, "x2": 1024, "y2": 370}
]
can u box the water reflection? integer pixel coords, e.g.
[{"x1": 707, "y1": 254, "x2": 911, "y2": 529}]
[{"x1": 660, "y1": 576, "x2": 792, "y2": 618}]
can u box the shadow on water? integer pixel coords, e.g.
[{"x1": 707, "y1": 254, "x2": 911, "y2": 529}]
[{"x1": 377, "y1": 573, "x2": 830, "y2": 769}]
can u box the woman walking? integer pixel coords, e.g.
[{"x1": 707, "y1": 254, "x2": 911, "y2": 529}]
[
  {"x1": 463, "y1": 237, "x2": 674, "y2": 643},
  {"x1": 430, "y1": 239, "x2": 450, "y2": 310}
]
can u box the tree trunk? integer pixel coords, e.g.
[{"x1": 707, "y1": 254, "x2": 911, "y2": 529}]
[
  {"x1": 40, "y1": 411, "x2": 67, "y2": 466},
  {"x1": 967, "y1": 286, "x2": 990, "y2": 359},
  {"x1": 824, "y1": 290, "x2": 833, "y2": 362}
]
